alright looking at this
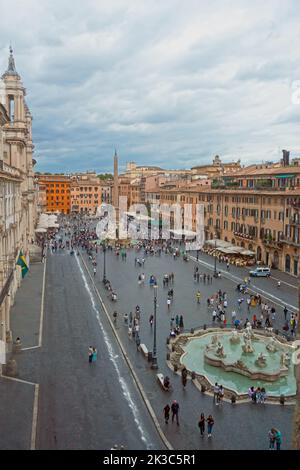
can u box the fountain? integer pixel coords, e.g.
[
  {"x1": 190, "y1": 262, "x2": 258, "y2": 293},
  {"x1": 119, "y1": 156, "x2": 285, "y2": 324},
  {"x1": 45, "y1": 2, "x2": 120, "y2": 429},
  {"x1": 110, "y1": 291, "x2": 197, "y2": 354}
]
[{"x1": 177, "y1": 329, "x2": 296, "y2": 398}]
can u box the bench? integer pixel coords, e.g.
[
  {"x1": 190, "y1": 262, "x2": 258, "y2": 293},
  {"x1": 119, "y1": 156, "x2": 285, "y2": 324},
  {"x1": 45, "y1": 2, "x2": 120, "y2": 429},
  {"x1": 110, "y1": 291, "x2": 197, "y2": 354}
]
[
  {"x1": 157, "y1": 373, "x2": 169, "y2": 391},
  {"x1": 139, "y1": 343, "x2": 148, "y2": 357}
]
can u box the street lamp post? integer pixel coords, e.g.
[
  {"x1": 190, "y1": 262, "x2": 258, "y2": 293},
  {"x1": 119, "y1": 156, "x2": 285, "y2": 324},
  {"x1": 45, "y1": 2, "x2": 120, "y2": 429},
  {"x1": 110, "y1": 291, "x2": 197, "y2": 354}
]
[
  {"x1": 151, "y1": 284, "x2": 158, "y2": 369},
  {"x1": 213, "y1": 233, "x2": 218, "y2": 278},
  {"x1": 102, "y1": 241, "x2": 107, "y2": 283}
]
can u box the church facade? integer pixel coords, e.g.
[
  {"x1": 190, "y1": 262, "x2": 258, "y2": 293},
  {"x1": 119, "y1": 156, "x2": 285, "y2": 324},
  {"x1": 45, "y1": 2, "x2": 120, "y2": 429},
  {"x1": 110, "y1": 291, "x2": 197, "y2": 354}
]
[{"x1": 0, "y1": 48, "x2": 37, "y2": 367}]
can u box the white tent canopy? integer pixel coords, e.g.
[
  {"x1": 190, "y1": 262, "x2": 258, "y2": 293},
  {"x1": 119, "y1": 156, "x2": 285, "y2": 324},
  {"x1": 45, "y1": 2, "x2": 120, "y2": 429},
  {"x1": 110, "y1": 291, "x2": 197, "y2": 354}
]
[
  {"x1": 205, "y1": 239, "x2": 255, "y2": 257},
  {"x1": 36, "y1": 213, "x2": 59, "y2": 230},
  {"x1": 205, "y1": 239, "x2": 232, "y2": 248},
  {"x1": 170, "y1": 229, "x2": 197, "y2": 238}
]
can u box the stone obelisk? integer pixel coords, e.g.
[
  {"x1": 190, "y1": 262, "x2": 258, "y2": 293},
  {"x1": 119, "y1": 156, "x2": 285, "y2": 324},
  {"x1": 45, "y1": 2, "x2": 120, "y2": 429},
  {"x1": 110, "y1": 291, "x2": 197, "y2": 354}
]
[{"x1": 113, "y1": 150, "x2": 119, "y2": 238}]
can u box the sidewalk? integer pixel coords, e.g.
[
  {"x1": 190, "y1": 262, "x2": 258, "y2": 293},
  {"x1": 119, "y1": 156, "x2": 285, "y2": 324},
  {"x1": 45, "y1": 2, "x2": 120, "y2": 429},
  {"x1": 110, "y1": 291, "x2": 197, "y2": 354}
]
[
  {"x1": 0, "y1": 260, "x2": 44, "y2": 450},
  {"x1": 10, "y1": 261, "x2": 45, "y2": 348}
]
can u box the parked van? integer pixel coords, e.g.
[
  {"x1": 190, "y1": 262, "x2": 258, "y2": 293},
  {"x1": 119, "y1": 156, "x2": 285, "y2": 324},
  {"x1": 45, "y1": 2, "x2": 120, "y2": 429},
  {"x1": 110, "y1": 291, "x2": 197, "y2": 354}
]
[{"x1": 249, "y1": 267, "x2": 271, "y2": 277}]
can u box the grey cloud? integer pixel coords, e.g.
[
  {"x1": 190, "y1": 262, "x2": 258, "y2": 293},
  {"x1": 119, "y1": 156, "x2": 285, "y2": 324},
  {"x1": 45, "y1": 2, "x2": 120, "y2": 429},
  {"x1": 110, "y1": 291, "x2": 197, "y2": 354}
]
[{"x1": 1, "y1": 0, "x2": 299, "y2": 172}]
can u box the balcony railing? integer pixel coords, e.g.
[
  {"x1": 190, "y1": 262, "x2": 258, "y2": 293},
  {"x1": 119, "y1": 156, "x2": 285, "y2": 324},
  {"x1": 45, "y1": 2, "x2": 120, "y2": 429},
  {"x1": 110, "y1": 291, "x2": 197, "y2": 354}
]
[
  {"x1": 280, "y1": 237, "x2": 300, "y2": 247},
  {"x1": 262, "y1": 239, "x2": 283, "y2": 248},
  {"x1": 234, "y1": 232, "x2": 255, "y2": 240}
]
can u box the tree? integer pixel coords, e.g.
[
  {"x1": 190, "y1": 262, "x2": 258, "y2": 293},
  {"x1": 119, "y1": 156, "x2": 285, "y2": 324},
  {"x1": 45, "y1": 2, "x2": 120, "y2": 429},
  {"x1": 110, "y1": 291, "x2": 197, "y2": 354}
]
[{"x1": 97, "y1": 173, "x2": 113, "y2": 180}]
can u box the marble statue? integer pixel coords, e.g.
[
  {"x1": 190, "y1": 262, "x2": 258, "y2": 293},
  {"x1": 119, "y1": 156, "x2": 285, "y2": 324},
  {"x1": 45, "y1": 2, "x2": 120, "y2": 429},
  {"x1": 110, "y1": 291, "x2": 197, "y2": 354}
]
[
  {"x1": 280, "y1": 351, "x2": 290, "y2": 368},
  {"x1": 266, "y1": 337, "x2": 278, "y2": 353},
  {"x1": 211, "y1": 335, "x2": 218, "y2": 345},
  {"x1": 255, "y1": 352, "x2": 267, "y2": 367},
  {"x1": 230, "y1": 330, "x2": 240, "y2": 344},
  {"x1": 242, "y1": 331, "x2": 254, "y2": 353},
  {"x1": 215, "y1": 342, "x2": 226, "y2": 358}
]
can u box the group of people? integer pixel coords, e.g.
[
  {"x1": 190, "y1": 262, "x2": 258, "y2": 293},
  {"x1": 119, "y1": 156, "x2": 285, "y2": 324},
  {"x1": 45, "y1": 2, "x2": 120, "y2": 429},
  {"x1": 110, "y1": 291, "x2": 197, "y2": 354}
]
[
  {"x1": 163, "y1": 400, "x2": 180, "y2": 425},
  {"x1": 213, "y1": 383, "x2": 225, "y2": 405},
  {"x1": 169, "y1": 314, "x2": 184, "y2": 336},
  {"x1": 193, "y1": 266, "x2": 214, "y2": 284},
  {"x1": 248, "y1": 386, "x2": 267, "y2": 403},
  {"x1": 88, "y1": 346, "x2": 97, "y2": 363},
  {"x1": 268, "y1": 428, "x2": 282, "y2": 450}
]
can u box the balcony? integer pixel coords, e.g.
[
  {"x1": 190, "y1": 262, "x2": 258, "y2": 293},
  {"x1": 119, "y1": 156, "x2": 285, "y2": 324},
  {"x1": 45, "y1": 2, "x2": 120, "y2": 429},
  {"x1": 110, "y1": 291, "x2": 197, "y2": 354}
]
[
  {"x1": 290, "y1": 200, "x2": 300, "y2": 209},
  {"x1": 262, "y1": 238, "x2": 283, "y2": 249},
  {"x1": 234, "y1": 232, "x2": 255, "y2": 241},
  {"x1": 289, "y1": 217, "x2": 300, "y2": 225},
  {"x1": 281, "y1": 237, "x2": 300, "y2": 247}
]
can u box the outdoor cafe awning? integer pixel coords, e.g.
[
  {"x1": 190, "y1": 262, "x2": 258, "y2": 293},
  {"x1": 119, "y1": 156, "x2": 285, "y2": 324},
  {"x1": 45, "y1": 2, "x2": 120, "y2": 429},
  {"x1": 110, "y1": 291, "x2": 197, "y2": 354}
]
[
  {"x1": 170, "y1": 229, "x2": 197, "y2": 238},
  {"x1": 205, "y1": 239, "x2": 232, "y2": 248},
  {"x1": 240, "y1": 250, "x2": 255, "y2": 256}
]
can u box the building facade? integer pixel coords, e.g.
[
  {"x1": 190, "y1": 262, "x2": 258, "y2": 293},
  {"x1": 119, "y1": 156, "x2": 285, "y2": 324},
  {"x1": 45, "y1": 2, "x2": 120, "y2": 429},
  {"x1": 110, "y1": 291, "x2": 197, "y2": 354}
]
[
  {"x1": 37, "y1": 172, "x2": 112, "y2": 215},
  {"x1": 70, "y1": 172, "x2": 107, "y2": 214},
  {"x1": 156, "y1": 171, "x2": 300, "y2": 276},
  {"x1": 0, "y1": 48, "x2": 36, "y2": 365},
  {"x1": 38, "y1": 175, "x2": 71, "y2": 214}
]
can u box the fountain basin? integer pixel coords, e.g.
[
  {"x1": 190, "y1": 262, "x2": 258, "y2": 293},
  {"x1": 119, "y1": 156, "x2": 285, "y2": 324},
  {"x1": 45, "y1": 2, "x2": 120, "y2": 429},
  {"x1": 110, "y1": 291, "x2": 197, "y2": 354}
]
[{"x1": 178, "y1": 330, "x2": 296, "y2": 397}]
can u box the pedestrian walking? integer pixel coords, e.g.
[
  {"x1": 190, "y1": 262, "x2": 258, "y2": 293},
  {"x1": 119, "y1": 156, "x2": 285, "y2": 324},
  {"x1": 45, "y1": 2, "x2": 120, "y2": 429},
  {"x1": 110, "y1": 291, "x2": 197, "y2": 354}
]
[
  {"x1": 268, "y1": 429, "x2": 276, "y2": 450},
  {"x1": 284, "y1": 306, "x2": 288, "y2": 321},
  {"x1": 88, "y1": 346, "x2": 93, "y2": 363},
  {"x1": 198, "y1": 413, "x2": 205, "y2": 437},
  {"x1": 92, "y1": 347, "x2": 97, "y2": 362},
  {"x1": 163, "y1": 404, "x2": 170, "y2": 424},
  {"x1": 207, "y1": 415, "x2": 214, "y2": 437},
  {"x1": 273, "y1": 428, "x2": 282, "y2": 450},
  {"x1": 213, "y1": 382, "x2": 219, "y2": 404},
  {"x1": 217, "y1": 385, "x2": 224, "y2": 405},
  {"x1": 171, "y1": 400, "x2": 180, "y2": 425},
  {"x1": 93, "y1": 267, "x2": 96, "y2": 277},
  {"x1": 181, "y1": 367, "x2": 188, "y2": 388},
  {"x1": 179, "y1": 315, "x2": 184, "y2": 329},
  {"x1": 212, "y1": 310, "x2": 217, "y2": 323}
]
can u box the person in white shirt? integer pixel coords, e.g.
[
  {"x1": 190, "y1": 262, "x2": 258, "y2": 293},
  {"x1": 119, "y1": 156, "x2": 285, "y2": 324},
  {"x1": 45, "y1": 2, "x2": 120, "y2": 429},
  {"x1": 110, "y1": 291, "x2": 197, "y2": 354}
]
[{"x1": 213, "y1": 383, "x2": 219, "y2": 404}]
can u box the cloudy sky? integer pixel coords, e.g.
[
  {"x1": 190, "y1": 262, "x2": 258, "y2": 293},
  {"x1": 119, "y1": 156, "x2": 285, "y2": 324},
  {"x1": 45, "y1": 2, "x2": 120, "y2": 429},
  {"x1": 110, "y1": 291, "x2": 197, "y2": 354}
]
[{"x1": 0, "y1": 0, "x2": 300, "y2": 173}]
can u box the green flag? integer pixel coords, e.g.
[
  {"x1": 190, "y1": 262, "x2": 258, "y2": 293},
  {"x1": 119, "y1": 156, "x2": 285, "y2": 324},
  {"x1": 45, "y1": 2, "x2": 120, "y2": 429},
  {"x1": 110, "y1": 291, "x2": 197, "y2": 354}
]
[{"x1": 16, "y1": 251, "x2": 29, "y2": 278}]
